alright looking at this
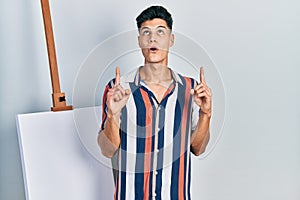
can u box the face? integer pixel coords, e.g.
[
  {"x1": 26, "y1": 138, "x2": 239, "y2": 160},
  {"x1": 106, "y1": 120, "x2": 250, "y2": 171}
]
[{"x1": 138, "y1": 18, "x2": 174, "y2": 65}]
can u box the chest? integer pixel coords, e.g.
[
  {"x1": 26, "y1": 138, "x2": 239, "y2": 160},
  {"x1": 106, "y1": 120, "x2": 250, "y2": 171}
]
[{"x1": 147, "y1": 84, "x2": 169, "y2": 103}]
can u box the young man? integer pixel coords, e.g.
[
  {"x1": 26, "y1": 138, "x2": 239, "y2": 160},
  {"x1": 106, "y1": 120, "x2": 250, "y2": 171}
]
[{"x1": 98, "y1": 5, "x2": 212, "y2": 200}]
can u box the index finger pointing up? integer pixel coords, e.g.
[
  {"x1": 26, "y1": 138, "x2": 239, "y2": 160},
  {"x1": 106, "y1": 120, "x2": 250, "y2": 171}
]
[
  {"x1": 115, "y1": 67, "x2": 120, "y2": 85},
  {"x1": 200, "y1": 66, "x2": 206, "y2": 84}
]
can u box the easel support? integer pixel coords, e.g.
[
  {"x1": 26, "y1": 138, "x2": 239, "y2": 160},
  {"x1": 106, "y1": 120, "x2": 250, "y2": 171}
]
[{"x1": 40, "y1": 0, "x2": 72, "y2": 111}]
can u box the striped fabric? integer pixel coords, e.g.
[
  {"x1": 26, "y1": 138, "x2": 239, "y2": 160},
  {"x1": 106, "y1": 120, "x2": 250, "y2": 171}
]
[{"x1": 101, "y1": 67, "x2": 200, "y2": 200}]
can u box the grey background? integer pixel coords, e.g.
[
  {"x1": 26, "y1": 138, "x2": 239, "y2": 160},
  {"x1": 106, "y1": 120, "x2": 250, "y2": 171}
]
[{"x1": 1, "y1": 0, "x2": 299, "y2": 199}]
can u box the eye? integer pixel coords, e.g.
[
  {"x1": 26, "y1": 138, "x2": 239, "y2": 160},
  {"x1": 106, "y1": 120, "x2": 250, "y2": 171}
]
[
  {"x1": 157, "y1": 29, "x2": 165, "y2": 35},
  {"x1": 142, "y1": 30, "x2": 150, "y2": 36}
]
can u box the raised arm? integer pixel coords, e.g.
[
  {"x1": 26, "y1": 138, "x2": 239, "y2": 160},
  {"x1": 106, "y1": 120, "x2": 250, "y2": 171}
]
[
  {"x1": 190, "y1": 67, "x2": 212, "y2": 156},
  {"x1": 98, "y1": 67, "x2": 131, "y2": 158}
]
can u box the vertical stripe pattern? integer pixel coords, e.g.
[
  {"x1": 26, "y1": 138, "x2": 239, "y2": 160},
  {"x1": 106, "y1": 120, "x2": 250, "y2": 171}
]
[{"x1": 100, "y1": 68, "x2": 199, "y2": 200}]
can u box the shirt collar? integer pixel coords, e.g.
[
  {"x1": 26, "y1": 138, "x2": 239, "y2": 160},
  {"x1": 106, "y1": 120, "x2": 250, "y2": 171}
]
[{"x1": 123, "y1": 66, "x2": 183, "y2": 86}]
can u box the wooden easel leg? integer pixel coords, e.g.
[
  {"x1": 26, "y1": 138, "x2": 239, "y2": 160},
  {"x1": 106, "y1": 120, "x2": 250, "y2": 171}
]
[
  {"x1": 51, "y1": 92, "x2": 73, "y2": 111},
  {"x1": 41, "y1": 0, "x2": 73, "y2": 112}
]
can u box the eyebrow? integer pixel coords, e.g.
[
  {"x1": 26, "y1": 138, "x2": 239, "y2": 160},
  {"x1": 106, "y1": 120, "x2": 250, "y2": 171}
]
[{"x1": 140, "y1": 25, "x2": 168, "y2": 31}]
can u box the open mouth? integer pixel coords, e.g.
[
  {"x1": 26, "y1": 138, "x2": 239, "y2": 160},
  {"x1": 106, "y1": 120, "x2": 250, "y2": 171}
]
[{"x1": 149, "y1": 47, "x2": 158, "y2": 52}]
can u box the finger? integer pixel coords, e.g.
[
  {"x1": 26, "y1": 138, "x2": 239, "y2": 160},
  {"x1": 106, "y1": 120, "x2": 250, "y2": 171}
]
[
  {"x1": 190, "y1": 89, "x2": 195, "y2": 95},
  {"x1": 115, "y1": 67, "x2": 120, "y2": 85},
  {"x1": 194, "y1": 87, "x2": 206, "y2": 95},
  {"x1": 107, "y1": 90, "x2": 114, "y2": 97},
  {"x1": 194, "y1": 85, "x2": 211, "y2": 96},
  {"x1": 197, "y1": 91, "x2": 211, "y2": 99},
  {"x1": 192, "y1": 83, "x2": 206, "y2": 95},
  {"x1": 125, "y1": 89, "x2": 131, "y2": 95},
  {"x1": 115, "y1": 89, "x2": 126, "y2": 98},
  {"x1": 192, "y1": 89, "x2": 206, "y2": 98},
  {"x1": 195, "y1": 84, "x2": 211, "y2": 95},
  {"x1": 107, "y1": 88, "x2": 116, "y2": 96},
  {"x1": 200, "y1": 66, "x2": 206, "y2": 84},
  {"x1": 113, "y1": 92, "x2": 123, "y2": 102},
  {"x1": 114, "y1": 96, "x2": 120, "y2": 102},
  {"x1": 115, "y1": 85, "x2": 126, "y2": 96},
  {"x1": 198, "y1": 88, "x2": 212, "y2": 97},
  {"x1": 194, "y1": 83, "x2": 204, "y2": 91}
]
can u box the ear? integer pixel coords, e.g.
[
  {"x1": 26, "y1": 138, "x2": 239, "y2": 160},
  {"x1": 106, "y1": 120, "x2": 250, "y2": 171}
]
[{"x1": 169, "y1": 33, "x2": 174, "y2": 47}]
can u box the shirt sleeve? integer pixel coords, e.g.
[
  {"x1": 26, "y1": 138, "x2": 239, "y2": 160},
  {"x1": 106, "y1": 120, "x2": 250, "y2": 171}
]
[
  {"x1": 191, "y1": 79, "x2": 200, "y2": 131},
  {"x1": 100, "y1": 78, "x2": 116, "y2": 131}
]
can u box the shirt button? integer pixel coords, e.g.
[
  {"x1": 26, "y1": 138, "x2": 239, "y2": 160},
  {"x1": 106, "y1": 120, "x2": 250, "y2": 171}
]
[
  {"x1": 156, "y1": 149, "x2": 159, "y2": 153},
  {"x1": 155, "y1": 171, "x2": 158, "y2": 175}
]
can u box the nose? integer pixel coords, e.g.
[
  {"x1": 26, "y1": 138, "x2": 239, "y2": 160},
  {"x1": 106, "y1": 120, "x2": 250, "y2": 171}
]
[{"x1": 149, "y1": 34, "x2": 157, "y2": 43}]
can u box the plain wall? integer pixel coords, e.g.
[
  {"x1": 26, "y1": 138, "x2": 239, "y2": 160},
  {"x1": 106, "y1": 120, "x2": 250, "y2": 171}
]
[{"x1": 1, "y1": 0, "x2": 300, "y2": 199}]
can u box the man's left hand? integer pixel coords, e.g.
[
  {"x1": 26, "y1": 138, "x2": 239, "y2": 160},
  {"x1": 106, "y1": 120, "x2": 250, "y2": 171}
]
[{"x1": 191, "y1": 67, "x2": 212, "y2": 117}]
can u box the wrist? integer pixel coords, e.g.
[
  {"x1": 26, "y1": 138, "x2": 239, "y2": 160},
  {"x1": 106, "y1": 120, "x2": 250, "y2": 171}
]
[
  {"x1": 107, "y1": 111, "x2": 121, "y2": 125},
  {"x1": 200, "y1": 111, "x2": 212, "y2": 119}
]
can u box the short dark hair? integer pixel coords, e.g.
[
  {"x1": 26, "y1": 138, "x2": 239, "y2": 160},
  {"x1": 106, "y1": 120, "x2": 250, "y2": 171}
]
[{"x1": 136, "y1": 6, "x2": 173, "y2": 30}]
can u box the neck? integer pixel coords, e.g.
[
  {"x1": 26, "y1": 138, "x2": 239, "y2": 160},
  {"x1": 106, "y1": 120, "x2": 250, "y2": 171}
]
[{"x1": 140, "y1": 62, "x2": 172, "y2": 83}]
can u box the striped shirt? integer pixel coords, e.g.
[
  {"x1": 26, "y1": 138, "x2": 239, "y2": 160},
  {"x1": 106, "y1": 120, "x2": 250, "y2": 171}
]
[{"x1": 101, "y1": 67, "x2": 200, "y2": 200}]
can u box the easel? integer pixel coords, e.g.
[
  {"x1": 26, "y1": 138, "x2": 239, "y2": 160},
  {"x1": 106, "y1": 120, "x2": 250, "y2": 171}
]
[{"x1": 40, "y1": 0, "x2": 73, "y2": 111}]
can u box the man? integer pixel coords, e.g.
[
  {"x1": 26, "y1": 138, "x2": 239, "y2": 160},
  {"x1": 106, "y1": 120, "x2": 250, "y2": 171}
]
[{"x1": 98, "y1": 5, "x2": 212, "y2": 200}]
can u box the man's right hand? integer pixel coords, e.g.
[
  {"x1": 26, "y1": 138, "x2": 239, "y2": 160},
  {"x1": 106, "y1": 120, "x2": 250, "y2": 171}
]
[{"x1": 106, "y1": 67, "x2": 131, "y2": 116}]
